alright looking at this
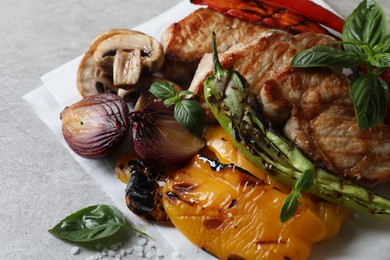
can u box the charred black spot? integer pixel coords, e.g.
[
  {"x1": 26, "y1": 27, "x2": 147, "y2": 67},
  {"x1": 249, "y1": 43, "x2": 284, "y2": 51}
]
[
  {"x1": 165, "y1": 191, "x2": 180, "y2": 200},
  {"x1": 229, "y1": 199, "x2": 237, "y2": 208},
  {"x1": 231, "y1": 123, "x2": 242, "y2": 143},
  {"x1": 199, "y1": 156, "x2": 230, "y2": 172},
  {"x1": 125, "y1": 160, "x2": 168, "y2": 221}
]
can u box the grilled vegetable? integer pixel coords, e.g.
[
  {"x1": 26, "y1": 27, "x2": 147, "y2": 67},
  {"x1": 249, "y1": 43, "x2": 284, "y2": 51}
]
[
  {"x1": 125, "y1": 160, "x2": 169, "y2": 221},
  {"x1": 191, "y1": 0, "x2": 335, "y2": 35},
  {"x1": 129, "y1": 100, "x2": 205, "y2": 166},
  {"x1": 204, "y1": 32, "x2": 390, "y2": 220},
  {"x1": 60, "y1": 93, "x2": 129, "y2": 159},
  {"x1": 162, "y1": 126, "x2": 347, "y2": 259}
]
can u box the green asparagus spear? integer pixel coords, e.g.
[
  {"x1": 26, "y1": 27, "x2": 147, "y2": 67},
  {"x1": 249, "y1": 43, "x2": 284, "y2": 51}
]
[{"x1": 204, "y1": 32, "x2": 390, "y2": 222}]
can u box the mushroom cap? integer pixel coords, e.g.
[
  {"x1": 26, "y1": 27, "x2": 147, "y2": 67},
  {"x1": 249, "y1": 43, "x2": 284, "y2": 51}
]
[
  {"x1": 93, "y1": 31, "x2": 164, "y2": 75},
  {"x1": 77, "y1": 29, "x2": 165, "y2": 98},
  {"x1": 77, "y1": 29, "x2": 133, "y2": 97}
]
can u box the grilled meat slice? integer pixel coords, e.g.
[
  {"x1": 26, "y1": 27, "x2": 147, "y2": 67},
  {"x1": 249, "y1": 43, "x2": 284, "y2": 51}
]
[
  {"x1": 189, "y1": 29, "x2": 390, "y2": 195},
  {"x1": 190, "y1": 30, "x2": 336, "y2": 122},
  {"x1": 161, "y1": 8, "x2": 270, "y2": 83}
]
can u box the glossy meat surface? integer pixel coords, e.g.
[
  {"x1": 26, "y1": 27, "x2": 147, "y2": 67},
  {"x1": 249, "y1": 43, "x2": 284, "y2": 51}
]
[
  {"x1": 161, "y1": 7, "x2": 270, "y2": 83},
  {"x1": 189, "y1": 30, "x2": 390, "y2": 192}
]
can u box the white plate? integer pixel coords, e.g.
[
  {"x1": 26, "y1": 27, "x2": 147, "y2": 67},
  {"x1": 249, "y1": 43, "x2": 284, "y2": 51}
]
[{"x1": 24, "y1": 1, "x2": 390, "y2": 259}]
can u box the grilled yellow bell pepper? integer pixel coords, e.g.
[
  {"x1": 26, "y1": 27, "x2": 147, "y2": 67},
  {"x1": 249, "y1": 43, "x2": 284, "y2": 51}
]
[{"x1": 162, "y1": 126, "x2": 348, "y2": 259}]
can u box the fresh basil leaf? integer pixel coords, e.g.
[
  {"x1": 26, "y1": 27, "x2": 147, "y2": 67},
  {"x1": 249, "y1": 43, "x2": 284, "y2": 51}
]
[
  {"x1": 350, "y1": 74, "x2": 388, "y2": 129},
  {"x1": 344, "y1": 0, "x2": 386, "y2": 54},
  {"x1": 48, "y1": 205, "x2": 129, "y2": 242},
  {"x1": 291, "y1": 46, "x2": 361, "y2": 68},
  {"x1": 164, "y1": 96, "x2": 179, "y2": 108},
  {"x1": 174, "y1": 99, "x2": 204, "y2": 137},
  {"x1": 280, "y1": 193, "x2": 299, "y2": 223},
  {"x1": 370, "y1": 53, "x2": 390, "y2": 68},
  {"x1": 149, "y1": 82, "x2": 177, "y2": 100},
  {"x1": 294, "y1": 169, "x2": 314, "y2": 192}
]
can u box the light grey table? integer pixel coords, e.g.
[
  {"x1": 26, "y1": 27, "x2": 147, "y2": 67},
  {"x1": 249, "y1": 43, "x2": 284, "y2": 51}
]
[{"x1": 1, "y1": 0, "x2": 389, "y2": 259}]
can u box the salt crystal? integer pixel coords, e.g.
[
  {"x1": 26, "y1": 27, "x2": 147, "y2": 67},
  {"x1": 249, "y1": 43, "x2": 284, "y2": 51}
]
[
  {"x1": 137, "y1": 238, "x2": 148, "y2": 246},
  {"x1": 108, "y1": 249, "x2": 116, "y2": 257},
  {"x1": 134, "y1": 245, "x2": 144, "y2": 257},
  {"x1": 145, "y1": 251, "x2": 153, "y2": 259},
  {"x1": 157, "y1": 181, "x2": 166, "y2": 187},
  {"x1": 115, "y1": 253, "x2": 121, "y2": 260},
  {"x1": 70, "y1": 246, "x2": 80, "y2": 255},
  {"x1": 94, "y1": 253, "x2": 102, "y2": 260},
  {"x1": 126, "y1": 248, "x2": 133, "y2": 254},
  {"x1": 120, "y1": 249, "x2": 126, "y2": 256}
]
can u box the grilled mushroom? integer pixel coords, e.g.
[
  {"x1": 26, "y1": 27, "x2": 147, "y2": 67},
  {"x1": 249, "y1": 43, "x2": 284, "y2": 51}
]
[
  {"x1": 77, "y1": 29, "x2": 164, "y2": 97},
  {"x1": 77, "y1": 29, "x2": 133, "y2": 97},
  {"x1": 93, "y1": 31, "x2": 164, "y2": 88}
]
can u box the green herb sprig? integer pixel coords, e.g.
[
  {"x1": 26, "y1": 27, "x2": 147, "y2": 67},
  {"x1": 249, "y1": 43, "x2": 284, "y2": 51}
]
[
  {"x1": 280, "y1": 170, "x2": 314, "y2": 223},
  {"x1": 149, "y1": 82, "x2": 204, "y2": 137},
  {"x1": 48, "y1": 205, "x2": 147, "y2": 242},
  {"x1": 291, "y1": 0, "x2": 389, "y2": 129}
]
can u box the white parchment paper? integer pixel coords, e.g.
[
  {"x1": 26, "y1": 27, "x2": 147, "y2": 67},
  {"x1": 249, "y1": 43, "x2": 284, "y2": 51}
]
[{"x1": 23, "y1": 1, "x2": 390, "y2": 259}]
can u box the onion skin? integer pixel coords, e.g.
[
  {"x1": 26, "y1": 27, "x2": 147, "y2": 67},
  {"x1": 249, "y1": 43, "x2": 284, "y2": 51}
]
[
  {"x1": 60, "y1": 93, "x2": 130, "y2": 159},
  {"x1": 130, "y1": 101, "x2": 205, "y2": 166}
]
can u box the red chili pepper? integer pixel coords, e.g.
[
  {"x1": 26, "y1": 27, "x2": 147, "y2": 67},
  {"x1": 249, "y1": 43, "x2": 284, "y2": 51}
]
[
  {"x1": 191, "y1": 0, "x2": 334, "y2": 35},
  {"x1": 256, "y1": 0, "x2": 345, "y2": 33}
]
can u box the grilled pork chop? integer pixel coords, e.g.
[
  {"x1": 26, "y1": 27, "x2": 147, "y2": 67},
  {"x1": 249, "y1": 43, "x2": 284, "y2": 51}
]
[
  {"x1": 161, "y1": 8, "x2": 270, "y2": 83},
  {"x1": 189, "y1": 30, "x2": 390, "y2": 195}
]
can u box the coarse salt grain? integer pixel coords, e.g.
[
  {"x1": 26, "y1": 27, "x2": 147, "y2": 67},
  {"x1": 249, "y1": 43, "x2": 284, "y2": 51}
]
[
  {"x1": 108, "y1": 249, "x2": 116, "y2": 256},
  {"x1": 145, "y1": 251, "x2": 153, "y2": 259},
  {"x1": 120, "y1": 249, "x2": 126, "y2": 256},
  {"x1": 70, "y1": 246, "x2": 80, "y2": 255},
  {"x1": 137, "y1": 238, "x2": 148, "y2": 246},
  {"x1": 134, "y1": 245, "x2": 144, "y2": 257},
  {"x1": 126, "y1": 248, "x2": 133, "y2": 254}
]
